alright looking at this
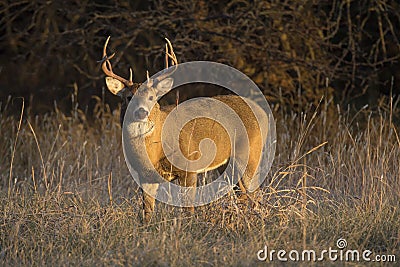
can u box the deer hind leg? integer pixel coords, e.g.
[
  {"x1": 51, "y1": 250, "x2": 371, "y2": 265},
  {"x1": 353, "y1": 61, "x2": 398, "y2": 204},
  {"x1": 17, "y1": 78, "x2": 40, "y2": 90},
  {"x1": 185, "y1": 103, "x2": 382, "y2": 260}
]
[
  {"x1": 238, "y1": 159, "x2": 264, "y2": 212},
  {"x1": 141, "y1": 183, "x2": 159, "y2": 223},
  {"x1": 178, "y1": 172, "x2": 197, "y2": 214},
  {"x1": 233, "y1": 133, "x2": 264, "y2": 204},
  {"x1": 235, "y1": 152, "x2": 262, "y2": 207}
]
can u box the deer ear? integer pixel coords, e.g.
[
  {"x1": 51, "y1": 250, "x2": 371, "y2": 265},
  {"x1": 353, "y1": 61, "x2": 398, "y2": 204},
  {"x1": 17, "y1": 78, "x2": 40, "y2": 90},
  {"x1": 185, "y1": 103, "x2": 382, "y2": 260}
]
[
  {"x1": 155, "y1": 78, "x2": 174, "y2": 97},
  {"x1": 105, "y1": 77, "x2": 125, "y2": 95}
]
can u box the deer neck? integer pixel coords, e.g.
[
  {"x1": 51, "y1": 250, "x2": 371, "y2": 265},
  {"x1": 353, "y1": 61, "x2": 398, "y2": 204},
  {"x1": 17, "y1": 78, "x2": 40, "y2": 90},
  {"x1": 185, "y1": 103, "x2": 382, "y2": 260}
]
[
  {"x1": 124, "y1": 104, "x2": 169, "y2": 171},
  {"x1": 126, "y1": 120, "x2": 155, "y2": 138}
]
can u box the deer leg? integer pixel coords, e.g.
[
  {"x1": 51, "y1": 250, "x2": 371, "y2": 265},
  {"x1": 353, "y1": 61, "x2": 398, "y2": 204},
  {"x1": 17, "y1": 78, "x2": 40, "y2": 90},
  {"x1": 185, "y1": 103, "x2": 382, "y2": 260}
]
[
  {"x1": 231, "y1": 135, "x2": 263, "y2": 206},
  {"x1": 226, "y1": 157, "x2": 252, "y2": 201},
  {"x1": 238, "y1": 161, "x2": 261, "y2": 209},
  {"x1": 178, "y1": 172, "x2": 197, "y2": 214},
  {"x1": 141, "y1": 183, "x2": 159, "y2": 223}
]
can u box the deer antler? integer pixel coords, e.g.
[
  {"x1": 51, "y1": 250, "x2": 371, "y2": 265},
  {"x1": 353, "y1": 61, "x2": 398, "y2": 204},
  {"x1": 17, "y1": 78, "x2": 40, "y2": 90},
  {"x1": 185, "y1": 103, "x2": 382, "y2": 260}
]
[
  {"x1": 156, "y1": 38, "x2": 178, "y2": 81},
  {"x1": 100, "y1": 36, "x2": 134, "y2": 88},
  {"x1": 165, "y1": 38, "x2": 178, "y2": 68}
]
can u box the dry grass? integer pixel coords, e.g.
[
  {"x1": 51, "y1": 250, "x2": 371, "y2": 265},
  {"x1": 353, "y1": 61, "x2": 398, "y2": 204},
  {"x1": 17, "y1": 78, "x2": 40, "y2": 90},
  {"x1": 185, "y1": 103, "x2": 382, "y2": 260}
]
[{"x1": 1, "y1": 95, "x2": 399, "y2": 266}]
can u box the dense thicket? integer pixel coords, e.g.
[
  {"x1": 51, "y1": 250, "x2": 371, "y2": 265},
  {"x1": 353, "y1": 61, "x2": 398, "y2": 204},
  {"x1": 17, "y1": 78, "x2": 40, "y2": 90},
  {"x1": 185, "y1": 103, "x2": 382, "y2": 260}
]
[{"x1": 0, "y1": 0, "x2": 399, "y2": 112}]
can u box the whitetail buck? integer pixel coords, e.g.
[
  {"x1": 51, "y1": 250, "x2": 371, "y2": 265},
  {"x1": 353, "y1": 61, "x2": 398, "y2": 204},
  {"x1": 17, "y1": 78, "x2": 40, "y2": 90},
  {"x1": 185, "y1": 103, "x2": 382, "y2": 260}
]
[{"x1": 100, "y1": 37, "x2": 269, "y2": 223}]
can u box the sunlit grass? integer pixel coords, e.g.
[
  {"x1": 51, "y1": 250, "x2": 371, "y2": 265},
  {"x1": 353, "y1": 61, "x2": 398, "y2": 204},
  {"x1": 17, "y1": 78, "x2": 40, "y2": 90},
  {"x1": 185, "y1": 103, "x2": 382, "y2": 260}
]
[{"x1": 1, "y1": 96, "x2": 399, "y2": 266}]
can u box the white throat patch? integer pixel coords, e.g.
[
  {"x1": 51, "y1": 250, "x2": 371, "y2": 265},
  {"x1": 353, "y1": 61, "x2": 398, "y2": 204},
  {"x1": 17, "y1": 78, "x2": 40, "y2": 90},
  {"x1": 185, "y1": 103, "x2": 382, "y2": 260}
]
[{"x1": 126, "y1": 121, "x2": 155, "y2": 138}]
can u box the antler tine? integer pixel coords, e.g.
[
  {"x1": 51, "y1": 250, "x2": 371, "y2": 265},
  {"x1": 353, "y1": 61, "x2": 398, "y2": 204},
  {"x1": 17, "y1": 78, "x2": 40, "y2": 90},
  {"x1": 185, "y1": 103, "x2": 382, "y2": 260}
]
[
  {"x1": 156, "y1": 38, "x2": 178, "y2": 82},
  {"x1": 101, "y1": 36, "x2": 133, "y2": 87},
  {"x1": 129, "y1": 68, "x2": 133, "y2": 83},
  {"x1": 165, "y1": 43, "x2": 169, "y2": 69},
  {"x1": 165, "y1": 38, "x2": 178, "y2": 66}
]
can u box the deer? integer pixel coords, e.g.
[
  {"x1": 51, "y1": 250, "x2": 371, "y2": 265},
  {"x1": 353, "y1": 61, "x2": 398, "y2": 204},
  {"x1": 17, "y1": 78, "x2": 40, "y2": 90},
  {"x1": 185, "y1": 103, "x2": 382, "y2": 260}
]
[{"x1": 99, "y1": 36, "x2": 269, "y2": 223}]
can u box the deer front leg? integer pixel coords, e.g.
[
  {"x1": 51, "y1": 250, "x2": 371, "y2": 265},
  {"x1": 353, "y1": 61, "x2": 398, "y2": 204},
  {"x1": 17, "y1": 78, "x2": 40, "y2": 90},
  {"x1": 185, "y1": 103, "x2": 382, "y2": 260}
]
[
  {"x1": 178, "y1": 172, "x2": 197, "y2": 214},
  {"x1": 141, "y1": 183, "x2": 159, "y2": 223}
]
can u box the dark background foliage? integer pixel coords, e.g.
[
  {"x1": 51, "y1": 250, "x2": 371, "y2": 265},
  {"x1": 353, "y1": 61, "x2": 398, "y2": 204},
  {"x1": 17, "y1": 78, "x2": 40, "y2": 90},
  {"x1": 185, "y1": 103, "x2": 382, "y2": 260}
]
[{"x1": 0, "y1": 0, "x2": 399, "y2": 114}]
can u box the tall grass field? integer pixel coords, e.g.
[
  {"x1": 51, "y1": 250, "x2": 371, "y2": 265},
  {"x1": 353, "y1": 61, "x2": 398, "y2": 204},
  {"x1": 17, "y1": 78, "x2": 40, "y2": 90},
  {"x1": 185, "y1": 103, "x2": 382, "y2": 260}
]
[{"x1": 1, "y1": 94, "x2": 399, "y2": 266}]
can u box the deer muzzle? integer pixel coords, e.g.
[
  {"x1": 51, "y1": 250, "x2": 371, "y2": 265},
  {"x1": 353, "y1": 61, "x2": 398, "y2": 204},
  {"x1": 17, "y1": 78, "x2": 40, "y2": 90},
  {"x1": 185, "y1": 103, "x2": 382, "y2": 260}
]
[{"x1": 134, "y1": 107, "x2": 149, "y2": 121}]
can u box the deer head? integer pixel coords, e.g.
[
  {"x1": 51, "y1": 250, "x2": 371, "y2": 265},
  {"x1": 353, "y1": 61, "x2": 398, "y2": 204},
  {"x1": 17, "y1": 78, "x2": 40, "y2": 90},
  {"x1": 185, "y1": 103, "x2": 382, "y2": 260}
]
[{"x1": 100, "y1": 36, "x2": 178, "y2": 125}]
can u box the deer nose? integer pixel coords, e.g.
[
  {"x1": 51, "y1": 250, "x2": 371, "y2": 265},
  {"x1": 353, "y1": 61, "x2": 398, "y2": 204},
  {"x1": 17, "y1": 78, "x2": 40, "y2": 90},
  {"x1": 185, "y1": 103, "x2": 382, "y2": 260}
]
[{"x1": 134, "y1": 107, "x2": 149, "y2": 121}]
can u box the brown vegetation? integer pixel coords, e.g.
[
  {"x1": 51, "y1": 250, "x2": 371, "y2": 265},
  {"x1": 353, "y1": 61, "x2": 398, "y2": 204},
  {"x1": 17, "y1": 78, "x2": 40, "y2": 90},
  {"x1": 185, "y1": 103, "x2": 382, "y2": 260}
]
[
  {"x1": 1, "y1": 95, "x2": 399, "y2": 265},
  {"x1": 1, "y1": 0, "x2": 399, "y2": 113}
]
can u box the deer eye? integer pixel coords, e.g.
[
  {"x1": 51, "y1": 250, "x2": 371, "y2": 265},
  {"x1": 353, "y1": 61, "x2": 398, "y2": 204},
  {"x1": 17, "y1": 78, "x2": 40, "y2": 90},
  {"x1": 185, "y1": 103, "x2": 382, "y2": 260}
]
[{"x1": 149, "y1": 96, "x2": 154, "y2": 101}]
